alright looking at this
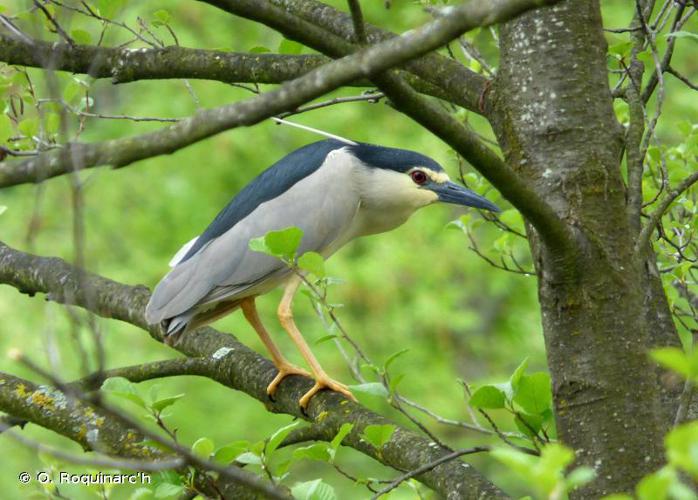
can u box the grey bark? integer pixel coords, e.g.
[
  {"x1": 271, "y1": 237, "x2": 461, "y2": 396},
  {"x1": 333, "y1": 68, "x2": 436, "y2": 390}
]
[{"x1": 489, "y1": 0, "x2": 673, "y2": 496}]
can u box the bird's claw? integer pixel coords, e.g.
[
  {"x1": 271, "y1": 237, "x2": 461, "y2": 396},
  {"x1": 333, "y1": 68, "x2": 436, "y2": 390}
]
[
  {"x1": 266, "y1": 363, "x2": 312, "y2": 397},
  {"x1": 298, "y1": 376, "x2": 357, "y2": 409}
]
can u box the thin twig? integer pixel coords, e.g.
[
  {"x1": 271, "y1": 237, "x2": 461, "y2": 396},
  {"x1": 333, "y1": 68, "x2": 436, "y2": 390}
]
[
  {"x1": 674, "y1": 379, "x2": 694, "y2": 426},
  {"x1": 370, "y1": 447, "x2": 490, "y2": 499},
  {"x1": 33, "y1": 0, "x2": 75, "y2": 46},
  {"x1": 667, "y1": 66, "x2": 698, "y2": 90},
  {"x1": 347, "y1": 0, "x2": 368, "y2": 44},
  {"x1": 636, "y1": 170, "x2": 698, "y2": 252},
  {"x1": 277, "y1": 92, "x2": 385, "y2": 118}
]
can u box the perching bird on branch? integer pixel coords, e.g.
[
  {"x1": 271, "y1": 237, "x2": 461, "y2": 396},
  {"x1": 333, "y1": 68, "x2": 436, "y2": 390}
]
[{"x1": 145, "y1": 139, "x2": 499, "y2": 408}]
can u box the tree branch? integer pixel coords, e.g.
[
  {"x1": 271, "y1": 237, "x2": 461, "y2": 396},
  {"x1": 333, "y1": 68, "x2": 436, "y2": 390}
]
[
  {"x1": 0, "y1": 0, "x2": 561, "y2": 191},
  {"x1": 0, "y1": 33, "x2": 324, "y2": 84},
  {"x1": 636, "y1": 170, "x2": 698, "y2": 252},
  {"x1": 0, "y1": 370, "x2": 288, "y2": 499},
  {"x1": 0, "y1": 33, "x2": 448, "y2": 100},
  {"x1": 201, "y1": 0, "x2": 491, "y2": 112},
  {"x1": 0, "y1": 240, "x2": 508, "y2": 498}
]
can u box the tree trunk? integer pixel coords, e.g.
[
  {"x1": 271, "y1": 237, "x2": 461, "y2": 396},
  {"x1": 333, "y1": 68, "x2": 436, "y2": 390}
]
[{"x1": 489, "y1": 0, "x2": 674, "y2": 495}]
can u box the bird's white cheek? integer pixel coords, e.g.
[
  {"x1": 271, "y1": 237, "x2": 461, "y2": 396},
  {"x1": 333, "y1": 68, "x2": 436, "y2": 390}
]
[{"x1": 413, "y1": 188, "x2": 439, "y2": 207}]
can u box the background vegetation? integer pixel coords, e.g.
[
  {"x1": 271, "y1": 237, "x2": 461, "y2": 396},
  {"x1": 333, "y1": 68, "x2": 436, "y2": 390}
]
[{"x1": 0, "y1": 0, "x2": 696, "y2": 498}]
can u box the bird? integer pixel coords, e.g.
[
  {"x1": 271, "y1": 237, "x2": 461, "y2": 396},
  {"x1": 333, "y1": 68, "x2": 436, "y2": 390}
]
[{"x1": 145, "y1": 139, "x2": 499, "y2": 408}]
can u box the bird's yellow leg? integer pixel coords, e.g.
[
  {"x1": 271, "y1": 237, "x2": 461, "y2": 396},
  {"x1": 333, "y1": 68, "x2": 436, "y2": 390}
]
[
  {"x1": 240, "y1": 297, "x2": 311, "y2": 396},
  {"x1": 278, "y1": 275, "x2": 357, "y2": 408}
]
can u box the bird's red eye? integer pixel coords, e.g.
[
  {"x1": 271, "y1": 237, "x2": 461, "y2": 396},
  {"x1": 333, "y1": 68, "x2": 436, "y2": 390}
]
[{"x1": 410, "y1": 170, "x2": 428, "y2": 185}]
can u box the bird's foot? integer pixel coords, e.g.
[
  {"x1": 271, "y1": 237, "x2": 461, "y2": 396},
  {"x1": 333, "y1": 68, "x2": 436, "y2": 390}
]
[
  {"x1": 267, "y1": 363, "x2": 312, "y2": 397},
  {"x1": 299, "y1": 375, "x2": 357, "y2": 409}
]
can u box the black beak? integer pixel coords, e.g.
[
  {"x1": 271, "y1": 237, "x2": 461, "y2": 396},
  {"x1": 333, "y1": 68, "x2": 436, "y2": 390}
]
[{"x1": 429, "y1": 181, "x2": 500, "y2": 212}]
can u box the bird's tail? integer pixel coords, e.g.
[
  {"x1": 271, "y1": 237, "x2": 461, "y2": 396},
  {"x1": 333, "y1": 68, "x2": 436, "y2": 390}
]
[{"x1": 166, "y1": 312, "x2": 194, "y2": 336}]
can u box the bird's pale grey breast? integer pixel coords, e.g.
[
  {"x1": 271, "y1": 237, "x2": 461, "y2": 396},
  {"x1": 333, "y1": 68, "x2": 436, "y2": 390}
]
[{"x1": 145, "y1": 141, "x2": 361, "y2": 324}]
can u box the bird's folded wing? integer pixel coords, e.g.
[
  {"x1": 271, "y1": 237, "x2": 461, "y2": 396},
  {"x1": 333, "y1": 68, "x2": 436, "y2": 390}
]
[{"x1": 145, "y1": 150, "x2": 360, "y2": 324}]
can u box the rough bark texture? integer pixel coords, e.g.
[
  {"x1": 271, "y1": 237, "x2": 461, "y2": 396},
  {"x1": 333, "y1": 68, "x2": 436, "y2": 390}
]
[
  {"x1": 489, "y1": 0, "x2": 670, "y2": 496},
  {"x1": 0, "y1": 372, "x2": 268, "y2": 499},
  {"x1": 0, "y1": 34, "x2": 449, "y2": 103}
]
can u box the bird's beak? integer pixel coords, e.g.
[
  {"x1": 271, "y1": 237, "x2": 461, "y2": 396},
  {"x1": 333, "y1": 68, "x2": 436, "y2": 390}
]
[{"x1": 429, "y1": 181, "x2": 500, "y2": 212}]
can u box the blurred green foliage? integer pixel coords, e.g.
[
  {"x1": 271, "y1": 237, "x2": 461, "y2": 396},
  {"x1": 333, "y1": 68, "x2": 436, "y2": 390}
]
[{"x1": 0, "y1": 0, "x2": 696, "y2": 498}]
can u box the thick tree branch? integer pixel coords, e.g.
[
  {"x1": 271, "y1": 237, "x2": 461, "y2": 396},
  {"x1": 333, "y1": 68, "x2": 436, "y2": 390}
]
[
  {"x1": 0, "y1": 240, "x2": 508, "y2": 498},
  {"x1": 0, "y1": 371, "x2": 157, "y2": 458},
  {"x1": 0, "y1": 0, "x2": 560, "y2": 193},
  {"x1": 0, "y1": 33, "x2": 448, "y2": 101},
  {"x1": 201, "y1": 0, "x2": 492, "y2": 112},
  {"x1": 0, "y1": 33, "x2": 326, "y2": 84},
  {"x1": 0, "y1": 371, "x2": 288, "y2": 499}
]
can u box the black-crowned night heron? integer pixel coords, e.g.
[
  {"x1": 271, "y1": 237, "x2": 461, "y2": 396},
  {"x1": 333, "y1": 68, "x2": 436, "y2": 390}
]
[{"x1": 146, "y1": 139, "x2": 499, "y2": 407}]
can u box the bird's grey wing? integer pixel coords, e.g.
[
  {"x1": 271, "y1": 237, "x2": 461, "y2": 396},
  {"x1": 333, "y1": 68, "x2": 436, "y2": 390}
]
[{"x1": 145, "y1": 148, "x2": 359, "y2": 324}]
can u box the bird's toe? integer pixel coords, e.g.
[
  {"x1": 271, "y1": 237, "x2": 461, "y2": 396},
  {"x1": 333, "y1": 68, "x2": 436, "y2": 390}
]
[
  {"x1": 298, "y1": 376, "x2": 357, "y2": 409},
  {"x1": 266, "y1": 363, "x2": 312, "y2": 397}
]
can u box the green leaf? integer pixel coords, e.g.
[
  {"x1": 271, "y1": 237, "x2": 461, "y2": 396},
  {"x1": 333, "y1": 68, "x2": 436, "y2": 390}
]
[
  {"x1": 279, "y1": 39, "x2": 303, "y2": 55},
  {"x1": 292, "y1": 443, "x2": 332, "y2": 462},
  {"x1": 491, "y1": 446, "x2": 536, "y2": 478},
  {"x1": 666, "y1": 421, "x2": 698, "y2": 479},
  {"x1": 510, "y1": 358, "x2": 529, "y2": 394},
  {"x1": 267, "y1": 420, "x2": 304, "y2": 457},
  {"x1": 329, "y1": 423, "x2": 353, "y2": 452},
  {"x1": 45, "y1": 112, "x2": 60, "y2": 135},
  {"x1": 291, "y1": 479, "x2": 337, "y2": 500},
  {"x1": 361, "y1": 424, "x2": 395, "y2": 449},
  {"x1": 298, "y1": 251, "x2": 325, "y2": 277},
  {"x1": 101, "y1": 377, "x2": 146, "y2": 408},
  {"x1": 566, "y1": 466, "x2": 596, "y2": 490},
  {"x1": 0, "y1": 114, "x2": 13, "y2": 141},
  {"x1": 651, "y1": 347, "x2": 694, "y2": 380},
  {"x1": 249, "y1": 46, "x2": 271, "y2": 53},
  {"x1": 154, "y1": 483, "x2": 184, "y2": 498},
  {"x1": 348, "y1": 382, "x2": 389, "y2": 398},
  {"x1": 152, "y1": 9, "x2": 171, "y2": 27},
  {"x1": 248, "y1": 235, "x2": 270, "y2": 255},
  {"x1": 513, "y1": 372, "x2": 552, "y2": 414},
  {"x1": 250, "y1": 227, "x2": 303, "y2": 260},
  {"x1": 214, "y1": 441, "x2": 249, "y2": 464},
  {"x1": 469, "y1": 385, "x2": 506, "y2": 409},
  {"x1": 191, "y1": 437, "x2": 214, "y2": 458},
  {"x1": 315, "y1": 334, "x2": 338, "y2": 345},
  {"x1": 70, "y1": 29, "x2": 91, "y2": 45},
  {"x1": 514, "y1": 412, "x2": 544, "y2": 437},
  {"x1": 636, "y1": 467, "x2": 673, "y2": 500},
  {"x1": 266, "y1": 227, "x2": 303, "y2": 258},
  {"x1": 499, "y1": 209, "x2": 525, "y2": 233},
  {"x1": 389, "y1": 373, "x2": 405, "y2": 393},
  {"x1": 129, "y1": 488, "x2": 154, "y2": 500},
  {"x1": 96, "y1": 0, "x2": 125, "y2": 18},
  {"x1": 151, "y1": 394, "x2": 184, "y2": 412},
  {"x1": 18, "y1": 118, "x2": 39, "y2": 138},
  {"x1": 384, "y1": 348, "x2": 410, "y2": 370},
  {"x1": 0, "y1": 206, "x2": 6, "y2": 216},
  {"x1": 608, "y1": 41, "x2": 632, "y2": 58},
  {"x1": 235, "y1": 452, "x2": 262, "y2": 465}
]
